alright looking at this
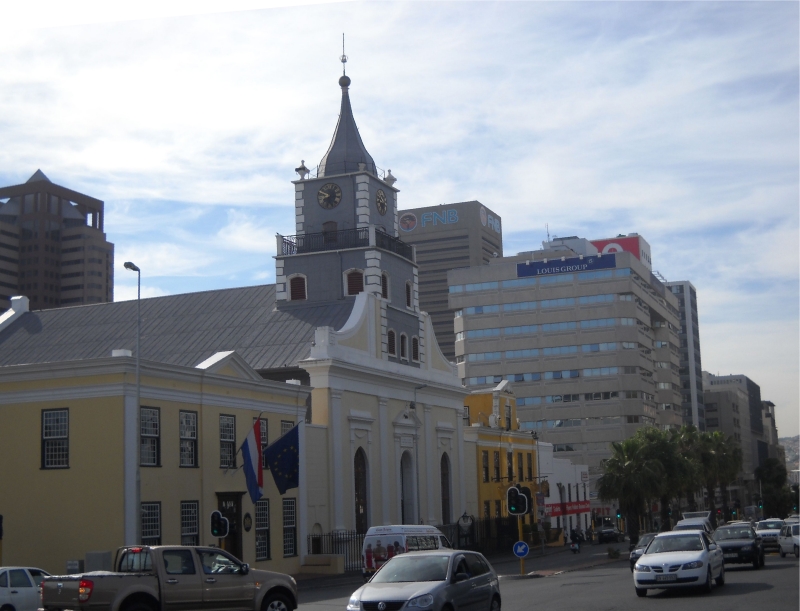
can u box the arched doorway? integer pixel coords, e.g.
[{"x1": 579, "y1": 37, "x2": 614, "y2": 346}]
[
  {"x1": 440, "y1": 453, "x2": 452, "y2": 525},
  {"x1": 354, "y1": 448, "x2": 369, "y2": 533},
  {"x1": 400, "y1": 451, "x2": 415, "y2": 524}
]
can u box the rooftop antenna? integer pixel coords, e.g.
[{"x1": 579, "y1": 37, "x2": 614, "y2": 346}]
[
  {"x1": 340, "y1": 33, "x2": 348, "y2": 75},
  {"x1": 546, "y1": 223, "x2": 551, "y2": 243}
]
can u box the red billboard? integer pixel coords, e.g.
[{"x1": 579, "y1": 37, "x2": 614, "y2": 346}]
[
  {"x1": 590, "y1": 236, "x2": 642, "y2": 259},
  {"x1": 546, "y1": 500, "x2": 591, "y2": 517}
]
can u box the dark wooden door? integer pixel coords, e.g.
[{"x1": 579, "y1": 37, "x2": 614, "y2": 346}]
[
  {"x1": 217, "y1": 492, "x2": 245, "y2": 561},
  {"x1": 354, "y1": 448, "x2": 368, "y2": 533}
]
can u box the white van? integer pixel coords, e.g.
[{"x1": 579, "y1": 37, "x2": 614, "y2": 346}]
[{"x1": 361, "y1": 525, "x2": 452, "y2": 579}]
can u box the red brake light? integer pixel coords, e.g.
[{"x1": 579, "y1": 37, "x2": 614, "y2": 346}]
[
  {"x1": 78, "y1": 579, "x2": 94, "y2": 602},
  {"x1": 129, "y1": 547, "x2": 143, "y2": 553}
]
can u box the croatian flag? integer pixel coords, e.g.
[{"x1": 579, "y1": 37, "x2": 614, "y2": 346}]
[{"x1": 242, "y1": 420, "x2": 263, "y2": 504}]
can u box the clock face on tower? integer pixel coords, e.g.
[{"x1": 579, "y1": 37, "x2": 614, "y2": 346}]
[
  {"x1": 317, "y1": 183, "x2": 342, "y2": 209},
  {"x1": 375, "y1": 189, "x2": 387, "y2": 215}
]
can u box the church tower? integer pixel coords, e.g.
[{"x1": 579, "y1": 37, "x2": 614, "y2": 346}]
[{"x1": 275, "y1": 63, "x2": 426, "y2": 367}]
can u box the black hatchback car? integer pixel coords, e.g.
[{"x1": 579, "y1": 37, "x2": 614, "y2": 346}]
[{"x1": 712, "y1": 523, "x2": 764, "y2": 569}]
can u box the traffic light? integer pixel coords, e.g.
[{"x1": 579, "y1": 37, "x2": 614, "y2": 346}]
[
  {"x1": 507, "y1": 485, "x2": 527, "y2": 515},
  {"x1": 519, "y1": 486, "x2": 533, "y2": 515},
  {"x1": 616, "y1": 509, "x2": 621, "y2": 519},
  {"x1": 210, "y1": 511, "x2": 229, "y2": 538}
]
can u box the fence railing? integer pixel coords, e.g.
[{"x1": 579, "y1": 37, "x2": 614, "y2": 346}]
[
  {"x1": 307, "y1": 531, "x2": 365, "y2": 572},
  {"x1": 279, "y1": 228, "x2": 413, "y2": 261}
]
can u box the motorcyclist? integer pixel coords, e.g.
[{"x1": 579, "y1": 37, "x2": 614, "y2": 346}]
[{"x1": 570, "y1": 528, "x2": 581, "y2": 552}]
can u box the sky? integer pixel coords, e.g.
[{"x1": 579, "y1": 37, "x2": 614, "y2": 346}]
[{"x1": 0, "y1": 1, "x2": 797, "y2": 436}]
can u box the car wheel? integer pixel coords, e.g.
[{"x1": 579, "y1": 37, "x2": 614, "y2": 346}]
[
  {"x1": 635, "y1": 587, "x2": 647, "y2": 598},
  {"x1": 780, "y1": 547, "x2": 786, "y2": 558},
  {"x1": 489, "y1": 595, "x2": 501, "y2": 611},
  {"x1": 262, "y1": 593, "x2": 292, "y2": 611},
  {"x1": 715, "y1": 563, "x2": 725, "y2": 586},
  {"x1": 1, "y1": 605, "x2": 16, "y2": 611},
  {"x1": 703, "y1": 567, "x2": 713, "y2": 593}
]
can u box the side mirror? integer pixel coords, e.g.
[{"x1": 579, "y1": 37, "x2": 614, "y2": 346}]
[
  {"x1": 454, "y1": 572, "x2": 470, "y2": 583},
  {"x1": 708, "y1": 544, "x2": 717, "y2": 551},
  {"x1": 240, "y1": 563, "x2": 250, "y2": 575}
]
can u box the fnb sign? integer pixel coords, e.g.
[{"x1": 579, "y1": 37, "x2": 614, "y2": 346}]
[{"x1": 421, "y1": 209, "x2": 459, "y2": 227}]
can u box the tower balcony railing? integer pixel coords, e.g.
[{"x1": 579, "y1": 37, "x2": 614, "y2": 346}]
[{"x1": 278, "y1": 227, "x2": 413, "y2": 261}]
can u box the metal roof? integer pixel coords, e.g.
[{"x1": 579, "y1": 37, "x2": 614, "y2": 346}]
[
  {"x1": 0, "y1": 284, "x2": 355, "y2": 371},
  {"x1": 318, "y1": 76, "x2": 376, "y2": 177}
]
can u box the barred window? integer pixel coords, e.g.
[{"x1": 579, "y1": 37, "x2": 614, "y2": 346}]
[
  {"x1": 493, "y1": 451, "x2": 500, "y2": 482},
  {"x1": 506, "y1": 451, "x2": 513, "y2": 481},
  {"x1": 220, "y1": 415, "x2": 236, "y2": 468},
  {"x1": 256, "y1": 499, "x2": 270, "y2": 560},
  {"x1": 140, "y1": 407, "x2": 160, "y2": 467},
  {"x1": 180, "y1": 411, "x2": 198, "y2": 468},
  {"x1": 180, "y1": 501, "x2": 199, "y2": 546},
  {"x1": 387, "y1": 330, "x2": 396, "y2": 356},
  {"x1": 256, "y1": 418, "x2": 269, "y2": 469},
  {"x1": 281, "y1": 420, "x2": 294, "y2": 436},
  {"x1": 141, "y1": 502, "x2": 161, "y2": 545},
  {"x1": 481, "y1": 451, "x2": 489, "y2": 483},
  {"x1": 283, "y1": 499, "x2": 297, "y2": 557},
  {"x1": 42, "y1": 409, "x2": 69, "y2": 469}
]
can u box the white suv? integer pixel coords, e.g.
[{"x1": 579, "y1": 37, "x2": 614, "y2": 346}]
[
  {"x1": 778, "y1": 523, "x2": 799, "y2": 558},
  {"x1": 0, "y1": 567, "x2": 51, "y2": 611}
]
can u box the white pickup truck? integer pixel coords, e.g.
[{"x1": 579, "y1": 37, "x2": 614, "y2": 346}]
[{"x1": 39, "y1": 546, "x2": 297, "y2": 611}]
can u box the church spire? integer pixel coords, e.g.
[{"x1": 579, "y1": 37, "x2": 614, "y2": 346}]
[{"x1": 317, "y1": 41, "x2": 376, "y2": 177}]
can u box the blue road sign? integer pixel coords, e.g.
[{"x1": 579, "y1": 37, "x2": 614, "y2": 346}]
[{"x1": 513, "y1": 541, "x2": 529, "y2": 558}]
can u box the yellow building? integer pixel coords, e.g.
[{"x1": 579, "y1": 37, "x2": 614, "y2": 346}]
[
  {"x1": 0, "y1": 341, "x2": 310, "y2": 575},
  {"x1": 462, "y1": 381, "x2": 541, "y2": 523}
]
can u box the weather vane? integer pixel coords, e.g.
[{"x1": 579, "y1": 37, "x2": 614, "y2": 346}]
[{"x1": 340, "y1": 33, "x2": 347, "y2": 75}]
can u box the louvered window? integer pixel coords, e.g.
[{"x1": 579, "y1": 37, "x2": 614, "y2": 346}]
[
  {"x1": 387, "y1": 330, "x2": 396, "y2": 356},
  {"x1": 412, "y1": 337, "x2": 419, "y2": 361},
  {"x1": 347, "y1": 271, "x2": 364, "y2": 295},
  {"x1": 406, "y1": 282, "x2": 412, "y2": 307},
  {"x1": 289, "y1": 276, "x2": 306, "y2": 300},
  {"x1": 381, "y1": 274, "x2": 388, "y2": 299}
]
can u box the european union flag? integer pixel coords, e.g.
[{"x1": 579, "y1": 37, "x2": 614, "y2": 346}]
[{"x1": 264, "y1": 424, "x2": 299, "y2": 494}]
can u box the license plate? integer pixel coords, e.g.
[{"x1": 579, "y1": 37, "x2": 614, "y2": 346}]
[
  {"x1": 656, "y1": 574, "x2": 677, "y2": 582},
  {"x1": 724, "y1": 554, "x2": 737, "y2": 559}
]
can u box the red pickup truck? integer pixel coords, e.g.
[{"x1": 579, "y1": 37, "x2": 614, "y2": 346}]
[{"x1": 39, "y1": 546, "x2": 297, "y2": 611}]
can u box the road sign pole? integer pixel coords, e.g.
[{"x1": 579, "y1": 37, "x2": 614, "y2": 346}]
[{"x1": 518, "y1": 515, "x2": 524, "y2": 575}]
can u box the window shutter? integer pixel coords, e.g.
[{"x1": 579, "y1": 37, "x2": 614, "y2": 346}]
[
  {"x1": 400, "y1": 335, "x2": 407, "y2": 359},
  {"x1": 381, "y1": 274, "x2": 388, "y2": 299},
  {"x1": 406, "y1": 282, "x2": 412, "y2": 307},
  {"x1": 412, "y1": 337, "x2": 419, "y2": 361},
  {"x1": 290, "y1": 276, "x2": 306, "y2": 300},
  {"x1": 388, "y1": 330, "x2": 396, "y2": 355},
  {"x1": 347, "y1": 271, "x2": 364, "y2": 295}
]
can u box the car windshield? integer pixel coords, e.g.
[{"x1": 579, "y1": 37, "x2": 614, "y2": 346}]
[
  {"x1": 637, "y1": 534, "x2": 656, "y2": 548},
  {"x1": 645, "y1": 535, "x2": 704, "y2": 554},
  {"x1": 370, "y1": 555, "x2": 451, "y2": 583},
  {"x1": 791, "y1": 525, "x2": 799, "y2": 536},
  {"x1": 714, "y1": 528, "x2": 753, "y2": 540},
  {"x1": 757, "y1": 521, "x2": 783, "y2": 530}
]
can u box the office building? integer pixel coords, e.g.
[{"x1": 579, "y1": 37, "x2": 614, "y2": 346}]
[
  {"x1": 448, "y1": 234, "x2": 683, "y2": 493},
  {"x1": 0, "y1": 170, "x2": 114, "y2": 311},
  {"x1": 398, "y1": 201, "x2": 503, "y2": 359},
  {"x1": 666, "y1": 280, "x2": 705, "y2": 429}
]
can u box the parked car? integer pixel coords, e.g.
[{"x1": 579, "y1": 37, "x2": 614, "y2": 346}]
[
  {"x1": 0, "y1": 567, "x2": 50, "y2": 611},
  {"x1": 629, "y1": 533, "x2": 657, "y2": 571},
  {"x1": 632, "y1": 531, "x2": 725, "y2": 597},
  {"x1": 41, "y1": 546, "x2": 297, "y2": 611},
  {"x1": 348, "y1": 549, "x2": 500, "y2": 611},
  {"x1": 778, "y1": 523, "x2": 799, "y2": 558},
  {"x1": 712, "y1": 523, "x2": 764, "y2": 568},
  {"x1": 755, "y1": 519, "x2": 785, "y2": 551},
  {"x1": 361, "y1": 524, "x2": 452, "y2": 580}
]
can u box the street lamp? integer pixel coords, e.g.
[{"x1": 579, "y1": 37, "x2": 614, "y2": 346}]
[{"x1": 124, "y1": 261, "x2": 141, "y2": 544}]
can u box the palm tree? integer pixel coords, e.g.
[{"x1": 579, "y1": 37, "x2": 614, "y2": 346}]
[
  {"x1": 698, "y1": 431, "x2": 721, "y2": 527},
  {"x1": 598, "y1": 437, "x2": 663, "y2": 544},
  {"x1": 673, "y1": 426, "x2": 704, "y2": 512},
  {"x1": 716, "y1": 435, "x2": 743, "y2": 521},
  {"x1": 636, "y1": 427, "x2": 692, "y2": 530}
]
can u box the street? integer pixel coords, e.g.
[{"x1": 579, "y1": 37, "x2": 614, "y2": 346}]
[{"x1": 296, "y1": 547, "x2": 799, "y2": 611}]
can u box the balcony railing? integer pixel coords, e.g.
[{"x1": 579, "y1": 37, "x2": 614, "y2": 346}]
[{"x1": 279, "y1": 227, "x2": 413, "y2": 261}]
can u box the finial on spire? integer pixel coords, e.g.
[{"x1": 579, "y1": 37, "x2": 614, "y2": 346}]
[
  {"x1": 339, "y1": 34, "x2": 351, "y2": 88},
  {"x1": 340, "y1": 33, "x2": 347, "y2": 75}
]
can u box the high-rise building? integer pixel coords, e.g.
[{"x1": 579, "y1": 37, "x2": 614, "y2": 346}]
[
  {"x1": 448, "y1": 234, "x2": 683, "y2": 492},
  {"x1": 704, "y1": 372, "x2": 767, "y2": 469},
  {"x1": 0, "y1": 170, "x2": 114, "y2": 311},
  {"x1": 398, "y1": 201, "x2": 503, "y2": 360},
  {"x1": 666, "y1": 280, "x2": 705, "y2": 429}
]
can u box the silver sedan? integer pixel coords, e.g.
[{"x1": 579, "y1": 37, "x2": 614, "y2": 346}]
[{"x1": 347, "y1": 550, "x2": 501, "y2": 611}]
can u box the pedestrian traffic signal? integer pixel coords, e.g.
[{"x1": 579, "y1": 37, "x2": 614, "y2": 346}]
[
  {"x1": 210, "y1": 510, "x2": 229, "y2": 538},
  {"x1": 507, "y1": 485, "x2": 527, "y2": 516},
  {"x1": 616, "y1": 509, "x2": 621, "y2": 519}
]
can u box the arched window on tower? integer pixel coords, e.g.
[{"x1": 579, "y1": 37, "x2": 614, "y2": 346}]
[
  {"x1": 387, "y1": 330, "x2": 396, "y2": 356},
  {"x1": 381, "y1": 273, "x2": 389, "y2": 300},
  {"x1": 346, "y1": 270, "x2": 364, "y2": 296},
  {"x1": 289, "y1": 275, "x2": 307, "y2": 301}
]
